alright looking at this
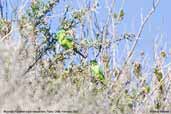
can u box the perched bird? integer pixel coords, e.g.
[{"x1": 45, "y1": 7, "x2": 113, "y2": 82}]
[
  {"x1": 90, "y1": 60, "x2": 105, "y2": 82},
  {"x1": 56, "y1": 29, "x2": 86, "y2": 58}
]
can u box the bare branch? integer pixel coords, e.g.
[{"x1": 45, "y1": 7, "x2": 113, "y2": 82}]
[{"x1": 116, "y1": 0, "x2": 160, "y2": 79}]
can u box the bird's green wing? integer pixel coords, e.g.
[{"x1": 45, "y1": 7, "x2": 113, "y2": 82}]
[
  {"x1": 65, "y1": 35, "x2": 73, "y2": 41},
  {"x1": 98, "y1": 69, "x2": 105, "y2": 80},
  {"x1": 61, "y1": 37, "x2": 74, "y2": 49}
]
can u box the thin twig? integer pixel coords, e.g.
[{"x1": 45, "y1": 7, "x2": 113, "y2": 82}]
[{"x1": 0, "y1": 29, "x2": 13, "y2": 42}]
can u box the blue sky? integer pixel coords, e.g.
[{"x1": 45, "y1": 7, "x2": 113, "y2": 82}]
[
  {"x1": 88, "y1": 0, "x2": 171, "y2": 64},
  {"x1": 121, "y1": 0, "x2": 171, "y2": 59},
  {"x1": 1, "y1": 0, "x2": 170, "y2": 63}
]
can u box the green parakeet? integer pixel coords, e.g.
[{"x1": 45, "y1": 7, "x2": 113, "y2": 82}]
[
  {"x1": 56, "y1": 29, "x2": 74, "y2": 49},
  {"x1": 90, "y1": 60, "x2": 105, "y2": 81},
  {"x1": 56, "y1": 29, "x2": 86, "y2": 58}
]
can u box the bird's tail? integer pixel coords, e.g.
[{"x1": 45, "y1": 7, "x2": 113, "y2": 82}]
[{"x1": 73, "y1": 48, "x2": 87, "y2": 58}]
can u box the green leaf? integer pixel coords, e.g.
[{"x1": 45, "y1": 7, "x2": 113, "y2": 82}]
[
  {"x1": 154, "y1": 68, "x2": 163, "y2": 82},
  {"x1": 119, "y1": 9, "x2": 124, "y2": 18},
  {"x1": 119, "y1": 9, "x2": 124, "y2": 21}
]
